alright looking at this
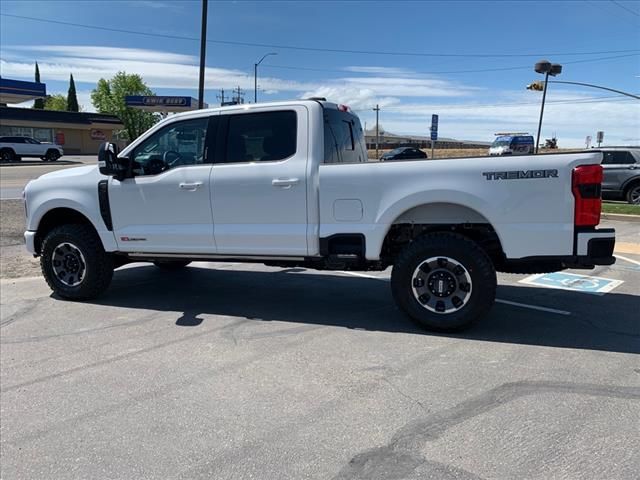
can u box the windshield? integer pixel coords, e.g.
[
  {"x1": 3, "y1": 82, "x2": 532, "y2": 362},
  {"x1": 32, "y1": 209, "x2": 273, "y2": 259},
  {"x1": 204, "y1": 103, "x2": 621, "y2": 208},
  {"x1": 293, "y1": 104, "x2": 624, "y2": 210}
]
[
  {"x1": 492, "y1": 137, "x2": 512, "y2": 147},
  {"x1": 388, "y1": 148, "x2": 405, "y2": 155}
]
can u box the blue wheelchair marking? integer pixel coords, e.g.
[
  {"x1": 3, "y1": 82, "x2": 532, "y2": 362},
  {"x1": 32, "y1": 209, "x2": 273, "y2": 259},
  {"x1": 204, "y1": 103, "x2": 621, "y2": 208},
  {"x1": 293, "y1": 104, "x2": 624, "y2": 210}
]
[{"x1": 521, "y1": 272, "x2": 623, "y2": 294}]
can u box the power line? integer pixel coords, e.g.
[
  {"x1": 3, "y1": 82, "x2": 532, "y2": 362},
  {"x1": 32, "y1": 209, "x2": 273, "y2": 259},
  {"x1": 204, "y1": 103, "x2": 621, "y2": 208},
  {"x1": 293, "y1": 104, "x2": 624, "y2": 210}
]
[
  {"x1": 1, "y1": 13, "x2": 640, "y2": 58},
  {"x1": 610, "y1": 0, "x2": 640, "y2": 17},
  {"x1": 262, "y1": 53, "x2": 639, "y2": 76}
]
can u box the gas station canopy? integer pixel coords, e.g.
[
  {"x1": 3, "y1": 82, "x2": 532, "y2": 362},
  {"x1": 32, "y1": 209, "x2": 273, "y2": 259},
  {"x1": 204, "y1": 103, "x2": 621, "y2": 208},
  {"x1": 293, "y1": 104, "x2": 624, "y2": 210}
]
[
  {"x1": 125, "y1": 96, "x2": 207, "y2": 112},
  {"x1": 0, "y1": 78, "x2": 46, "y2": 105}
]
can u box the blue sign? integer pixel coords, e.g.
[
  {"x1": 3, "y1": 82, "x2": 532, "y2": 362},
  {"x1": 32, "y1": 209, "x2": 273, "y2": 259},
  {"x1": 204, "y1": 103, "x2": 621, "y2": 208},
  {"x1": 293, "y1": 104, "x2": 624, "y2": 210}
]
[
  {"x1": 430, "y1": 114, "x2": 438, "y2": 141},
  {"x1": 125, "y1": 96, "x2": 192, "y2": 107},
  {"x1": 0, "y1": 78, "x2": 46, "y2": 102},
  {"x1": 520, "y1": 272, "x2": 623, "y2": 294}
]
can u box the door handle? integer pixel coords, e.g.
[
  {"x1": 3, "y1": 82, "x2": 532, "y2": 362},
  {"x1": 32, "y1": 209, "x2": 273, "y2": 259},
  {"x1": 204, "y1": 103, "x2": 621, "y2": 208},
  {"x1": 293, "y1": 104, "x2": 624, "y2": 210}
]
[
  {"x1": 272, "y1": 178, "x2": 300, "y2": 188},
  {"x1": 179, "y1": 182, "x2": 203, "y2": 190},
  {"x1": 629, "y1": 166, "x2": 637, "y2": 170}
]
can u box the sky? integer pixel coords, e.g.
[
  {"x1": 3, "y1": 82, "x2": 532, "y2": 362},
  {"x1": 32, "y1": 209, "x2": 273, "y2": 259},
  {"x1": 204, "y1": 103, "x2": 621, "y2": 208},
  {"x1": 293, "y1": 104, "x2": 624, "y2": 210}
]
[{"x1": 0, "y1": 0, "x2": 639, "y2": 146}]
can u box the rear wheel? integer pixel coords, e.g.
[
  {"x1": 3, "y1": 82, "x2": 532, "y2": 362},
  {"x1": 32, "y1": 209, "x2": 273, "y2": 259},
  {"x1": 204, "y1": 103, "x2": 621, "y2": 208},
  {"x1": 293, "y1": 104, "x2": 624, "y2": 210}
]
[
  {"x1": 0, "y1": 148, "x2": 15, "y2": 162},
  {"x1": 391, "y1": 233, "x2": 496, "y2": 332},
  {"x1": 626, "y1": 182, "x2": 640, "y2": 205},
  {"x1": 40, "y1": 224, "x2": 113, "y2": 300},
  {"x1": 154, "y1": 260, "x2": 192, "y2": 270}
]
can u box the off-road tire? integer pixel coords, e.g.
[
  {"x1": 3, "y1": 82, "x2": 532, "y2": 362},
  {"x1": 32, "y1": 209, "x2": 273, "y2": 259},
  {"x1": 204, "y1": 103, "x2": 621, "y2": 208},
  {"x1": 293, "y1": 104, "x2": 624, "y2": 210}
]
[
  {"x1": 391, "y1": 232, "x2": 496, "y2": 332},
  {"x1": 41, "y1": 224, "x2": 114, "y2": 300},
  {"x1": 153, "y1": 260, "x2": 192, "y2": 270}
]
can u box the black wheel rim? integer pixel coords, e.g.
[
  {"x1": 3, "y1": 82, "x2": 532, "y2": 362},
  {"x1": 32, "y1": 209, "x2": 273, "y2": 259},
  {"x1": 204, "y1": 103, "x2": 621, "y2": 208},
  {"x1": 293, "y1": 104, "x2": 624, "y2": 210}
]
[
  {"x1": 631, "y1": 186, "x2": 640, "y2": 205},
  {"x1": 411, "y1": 256, "x2": 473, "y2": 314},
  {"x1": 51, "y1": 242, "x2": 87, "y2": 287}
]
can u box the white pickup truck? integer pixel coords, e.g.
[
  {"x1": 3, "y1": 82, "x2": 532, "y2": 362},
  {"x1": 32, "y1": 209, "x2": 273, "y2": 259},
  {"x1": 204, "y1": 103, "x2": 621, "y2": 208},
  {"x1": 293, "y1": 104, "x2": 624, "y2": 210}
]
[
  {"x1": 23, "y1": 100, "x2": 615, "y2": 331},
  {"x1": 0, "y1": 136, "x2": 64, "y2": 162}
]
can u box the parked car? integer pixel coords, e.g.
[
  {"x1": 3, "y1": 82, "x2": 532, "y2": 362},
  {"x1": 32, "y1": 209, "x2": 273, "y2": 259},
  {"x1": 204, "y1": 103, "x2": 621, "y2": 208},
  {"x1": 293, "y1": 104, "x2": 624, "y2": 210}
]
[
  {"x1": 380, "y1": 147, "x2": 427, "y2": 161},
  {"x1": 0, "y1": 136, "x2": 64, "y2": 162},
  {"x1": 488, "y1": 135, "x2": 534, "y2": 156},
  {"x1": 23, "y1": 100, "x2": 615, "y2": 332},
  {"x1": 598, "y1": 147, "x2": 640, "y2": 204}
]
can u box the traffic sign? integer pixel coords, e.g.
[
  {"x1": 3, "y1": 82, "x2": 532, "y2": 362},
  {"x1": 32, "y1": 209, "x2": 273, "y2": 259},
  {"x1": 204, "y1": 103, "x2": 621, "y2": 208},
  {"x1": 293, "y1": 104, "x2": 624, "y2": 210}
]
[{"x1": 430, "y1": 114, "x2": 438, "y2": 141}]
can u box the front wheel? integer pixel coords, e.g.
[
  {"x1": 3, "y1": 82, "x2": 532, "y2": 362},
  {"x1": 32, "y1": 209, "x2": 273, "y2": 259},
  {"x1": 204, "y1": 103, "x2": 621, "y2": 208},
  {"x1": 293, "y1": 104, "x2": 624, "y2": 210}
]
[
  {"x1": 41, "y1": 224, "x2": 114, "y2": 300},
  {"x1": 45, "y1": 150, "x2": 61, "y2": 161},
  {"x1": 391, "y1": 233, "x2": 496, "y2": 332}
]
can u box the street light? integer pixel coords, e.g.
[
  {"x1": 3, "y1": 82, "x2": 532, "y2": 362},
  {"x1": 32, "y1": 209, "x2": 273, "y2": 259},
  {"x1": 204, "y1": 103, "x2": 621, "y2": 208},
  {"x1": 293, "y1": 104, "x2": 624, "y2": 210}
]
[
  {"x1": 197, "y1": 0, "x2": 208, "y2": 109},
  {"x1": 530, "y1": 60, "x2": 562, "y2": 154},
  {"x1": 254, "y1": 52, "x2": 277, "y2": 103}
]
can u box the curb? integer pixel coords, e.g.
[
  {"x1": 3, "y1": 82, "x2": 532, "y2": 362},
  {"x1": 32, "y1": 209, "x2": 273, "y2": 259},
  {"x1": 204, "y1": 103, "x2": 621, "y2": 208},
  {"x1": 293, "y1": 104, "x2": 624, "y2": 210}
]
[{"x1": 602, "y1": 213, "x2": 640, "y2": 223}]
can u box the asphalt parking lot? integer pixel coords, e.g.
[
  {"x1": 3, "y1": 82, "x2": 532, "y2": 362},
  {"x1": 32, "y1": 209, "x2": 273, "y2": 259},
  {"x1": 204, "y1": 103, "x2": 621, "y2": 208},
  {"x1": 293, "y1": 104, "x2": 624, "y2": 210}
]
[{"x1": 1, "y1": 214, "x2": 639, "y2": 479}]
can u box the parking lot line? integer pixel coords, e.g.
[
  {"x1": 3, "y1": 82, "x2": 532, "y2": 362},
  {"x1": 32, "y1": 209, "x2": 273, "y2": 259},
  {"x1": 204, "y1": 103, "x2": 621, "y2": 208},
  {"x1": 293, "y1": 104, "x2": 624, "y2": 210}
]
[
  {"x1": 615, "y1": 254, "x2": 640, "y2": 267},
  {"x1": 495, "y1": 299, "x2": 570, "y2": 316},
  {"x1": 337, "y1": 271, "x2": 572, "y2": 316}
]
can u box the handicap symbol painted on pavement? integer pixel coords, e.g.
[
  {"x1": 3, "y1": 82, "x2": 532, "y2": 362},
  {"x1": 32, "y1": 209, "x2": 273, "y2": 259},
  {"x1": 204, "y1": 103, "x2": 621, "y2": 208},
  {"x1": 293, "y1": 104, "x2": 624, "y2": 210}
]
[{"x1": 519, "y1": 272, "x2": 624, "y2": 294}]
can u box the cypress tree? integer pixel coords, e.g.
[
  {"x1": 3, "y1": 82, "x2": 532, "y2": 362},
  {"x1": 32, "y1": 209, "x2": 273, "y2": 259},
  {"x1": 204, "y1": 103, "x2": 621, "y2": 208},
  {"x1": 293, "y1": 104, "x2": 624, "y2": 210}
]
[
  {"x1": 67, "y1": 73, "x2": 79, "y2": 112},
  {"x1": 33, "y1": 62, "x2": 44, "y2": 109}
]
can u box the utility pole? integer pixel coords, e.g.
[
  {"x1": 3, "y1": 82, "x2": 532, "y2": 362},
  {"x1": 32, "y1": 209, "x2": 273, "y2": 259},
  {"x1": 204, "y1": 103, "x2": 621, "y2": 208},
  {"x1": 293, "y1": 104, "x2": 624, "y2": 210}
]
[
  {"x1": 198, "y1": 0, "x2": 208, "y2": 109},
  {"x1": 234, "y1": 86, "x2": 245, "y2": 104},
  {"x1": 216, "y1": 88, "x2": 226, "y2": 106},
  {"x1": 373, "y1": 104, "x2": 380, "y2": 159}
]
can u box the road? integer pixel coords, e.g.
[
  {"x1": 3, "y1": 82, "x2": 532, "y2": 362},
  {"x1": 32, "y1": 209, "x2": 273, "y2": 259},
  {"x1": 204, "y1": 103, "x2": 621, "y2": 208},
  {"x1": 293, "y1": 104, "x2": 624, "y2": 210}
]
[
  {"x1": 1, "y1": 219, "x2": 639, "y2": 479},
  {"x1": 0, "y1": 156, "x2": 96, "y2": 199}
]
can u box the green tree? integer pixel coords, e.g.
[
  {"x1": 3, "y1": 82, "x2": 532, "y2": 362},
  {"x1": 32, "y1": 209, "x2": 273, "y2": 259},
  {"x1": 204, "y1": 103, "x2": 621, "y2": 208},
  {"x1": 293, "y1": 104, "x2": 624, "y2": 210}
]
[
  {"x1": 44, "y1": 94, "x2": 68, "y2": 111},
  {"x1": 91, "y1": 72, "x2": 157, "y2": 141},
  {"x1": 33, "y1": 62, "x2": 45, "y2": 109},
  {"x1": 67, "y1": 74, "x2": 79, "y2": 112}
]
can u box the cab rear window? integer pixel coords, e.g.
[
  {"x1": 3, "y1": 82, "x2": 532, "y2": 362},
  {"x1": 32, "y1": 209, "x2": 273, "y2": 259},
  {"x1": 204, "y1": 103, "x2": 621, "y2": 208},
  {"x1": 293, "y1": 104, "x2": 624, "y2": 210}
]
[{"x1": 323, "y1": 109, "x2": 367, "y2": 164}]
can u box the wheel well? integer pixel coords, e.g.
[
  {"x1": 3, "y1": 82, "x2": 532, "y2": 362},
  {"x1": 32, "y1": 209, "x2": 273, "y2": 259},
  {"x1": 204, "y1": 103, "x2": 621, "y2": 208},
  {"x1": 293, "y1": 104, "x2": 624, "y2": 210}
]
[
  {"x1": 35, "y1": 208, "x2": 97, "y2": 254},
  {"x1": 381, "y1": 223, "x2": 505, "y2": 266},
  {"x1": 623, "y1": 178, "x2": 640, "y2": 195}
]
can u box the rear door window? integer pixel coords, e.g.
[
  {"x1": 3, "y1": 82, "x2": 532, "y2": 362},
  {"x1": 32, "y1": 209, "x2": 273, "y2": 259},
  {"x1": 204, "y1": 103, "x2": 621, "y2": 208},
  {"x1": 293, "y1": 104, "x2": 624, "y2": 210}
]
[
  {"x1": 602, "y1": 151, "x2": 635, "y2": 165},
  {"x1": 223, "y1": 110, "x2": 297, "y2": 163}
]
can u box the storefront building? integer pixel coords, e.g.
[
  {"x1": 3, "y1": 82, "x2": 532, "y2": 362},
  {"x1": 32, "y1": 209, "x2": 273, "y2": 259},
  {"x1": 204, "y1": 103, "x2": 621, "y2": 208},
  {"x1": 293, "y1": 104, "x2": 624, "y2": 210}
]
[{"x1": 0, "y1": 107, "x2": 124, "y2": 154}]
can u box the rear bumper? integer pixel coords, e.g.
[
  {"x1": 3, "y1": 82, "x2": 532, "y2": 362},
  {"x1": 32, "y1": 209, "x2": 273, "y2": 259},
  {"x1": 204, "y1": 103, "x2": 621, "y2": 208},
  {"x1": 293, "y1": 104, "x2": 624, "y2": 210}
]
[
  {"x1": 500, "y1": 228, "x2": 615, "y2": 273},
  {"x1": 567, "y1": 228, "x2": 616, "y2": 268}
]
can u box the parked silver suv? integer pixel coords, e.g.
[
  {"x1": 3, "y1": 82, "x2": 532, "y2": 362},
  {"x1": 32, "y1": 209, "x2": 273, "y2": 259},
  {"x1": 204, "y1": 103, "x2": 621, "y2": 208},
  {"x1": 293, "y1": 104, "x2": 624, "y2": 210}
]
[{"x1": 599, "y1": 147, "x2": 640, "y2": 204}]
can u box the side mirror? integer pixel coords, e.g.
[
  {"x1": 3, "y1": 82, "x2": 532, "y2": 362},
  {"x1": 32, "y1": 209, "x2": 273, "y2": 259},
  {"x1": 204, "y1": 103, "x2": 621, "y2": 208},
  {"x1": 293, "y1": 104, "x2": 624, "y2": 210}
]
[{"x1": 98, "y1": 142, "x2": 129, "y2": 180}]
